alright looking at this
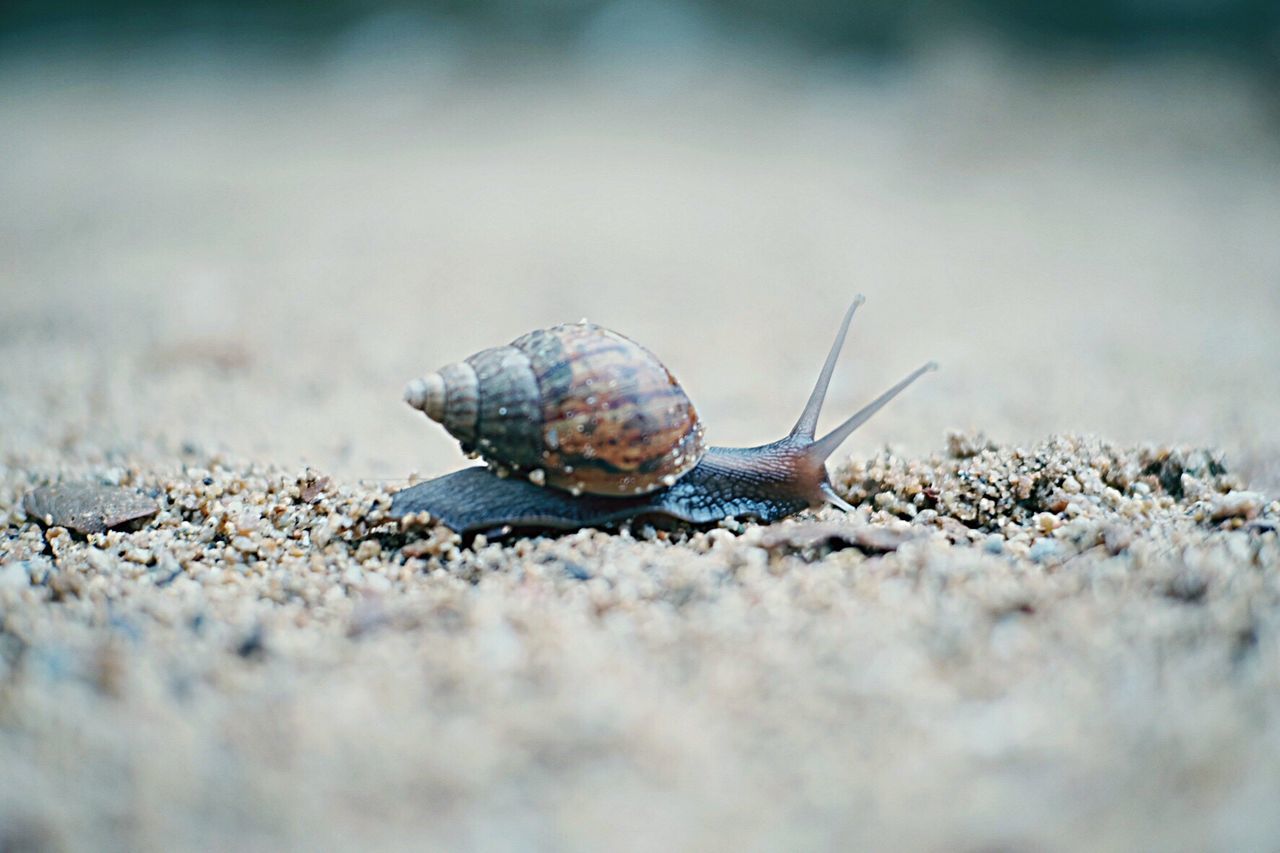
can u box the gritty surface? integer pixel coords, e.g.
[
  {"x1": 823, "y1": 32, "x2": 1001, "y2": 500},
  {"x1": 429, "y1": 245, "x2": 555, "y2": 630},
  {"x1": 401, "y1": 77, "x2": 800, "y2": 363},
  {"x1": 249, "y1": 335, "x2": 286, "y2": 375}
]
[
  {"x1": 3, "y1": 45, "x2": 1280, "y2": 852},
  {"x1": 2, "y1": 438, "x2": 1279, "y2": 852}
]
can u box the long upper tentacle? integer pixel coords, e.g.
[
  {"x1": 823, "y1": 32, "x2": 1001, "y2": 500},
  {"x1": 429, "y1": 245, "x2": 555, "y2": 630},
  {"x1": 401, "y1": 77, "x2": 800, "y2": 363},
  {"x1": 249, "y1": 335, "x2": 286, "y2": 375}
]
[
  {"x1": 789, "y1": 295, "x2": 864, "y2": 441},
  {"x1": 782, "y1": 296, "x2": 937, "y2": 511}
]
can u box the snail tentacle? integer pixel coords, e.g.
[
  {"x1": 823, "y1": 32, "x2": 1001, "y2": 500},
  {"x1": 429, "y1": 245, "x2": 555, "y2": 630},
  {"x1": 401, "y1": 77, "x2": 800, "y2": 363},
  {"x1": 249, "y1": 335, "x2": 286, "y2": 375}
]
[
  {"x1": 805, "y1": 361, "x2": 939, "y2": 463},
  {"x1": 790, "y1": 294, "x2": 864, "y2": 441},
  {"x1": 819, "y1": 482, "x2": 859, "y2": 514},
  {"x1": 776, "y1": 298, "x2": 937, "y2": 511}
]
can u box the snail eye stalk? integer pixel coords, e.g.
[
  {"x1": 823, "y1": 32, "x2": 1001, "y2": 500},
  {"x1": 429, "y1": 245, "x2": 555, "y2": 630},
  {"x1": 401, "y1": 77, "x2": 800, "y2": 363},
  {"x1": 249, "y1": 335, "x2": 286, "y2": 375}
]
[
  {"x1": 807, "y1": 361, "x2": 938, "y2": 463},
  {"x1": 789, "y1": 294, "x2": 936, "y2": 462},
  {"x1": 790, "y1": 294, "x2": 864, "y2": 442}
]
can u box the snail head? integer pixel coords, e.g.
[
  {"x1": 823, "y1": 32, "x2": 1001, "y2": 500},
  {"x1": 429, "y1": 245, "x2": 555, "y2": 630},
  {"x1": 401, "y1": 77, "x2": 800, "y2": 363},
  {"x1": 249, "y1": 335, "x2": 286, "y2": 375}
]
[{"x1": 744, "y1": 296, "x2": 937, "y2": 512}]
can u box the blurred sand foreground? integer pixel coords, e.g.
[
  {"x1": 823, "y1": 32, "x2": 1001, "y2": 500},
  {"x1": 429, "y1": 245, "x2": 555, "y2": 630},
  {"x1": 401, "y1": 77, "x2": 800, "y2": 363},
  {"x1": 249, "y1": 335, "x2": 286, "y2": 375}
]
[{"x1": 2, "y1": 46, "x2": 1280, "y2": 851}]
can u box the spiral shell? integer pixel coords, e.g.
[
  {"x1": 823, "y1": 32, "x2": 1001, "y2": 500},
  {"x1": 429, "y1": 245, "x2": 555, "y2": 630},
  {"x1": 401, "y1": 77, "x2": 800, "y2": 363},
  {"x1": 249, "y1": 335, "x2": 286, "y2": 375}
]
[{"x1": 405, "y1": 322, "x2": 705, "y2": 496}]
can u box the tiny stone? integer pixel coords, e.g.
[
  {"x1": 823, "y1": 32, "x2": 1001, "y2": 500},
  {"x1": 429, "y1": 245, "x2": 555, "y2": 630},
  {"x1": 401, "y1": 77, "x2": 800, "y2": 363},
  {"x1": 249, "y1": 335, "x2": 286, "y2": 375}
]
[
  {"x1": 86, "y1": 549, "x2": 117, "y2": 573},
  {"x1": 1165, "y1": 569, "x2": 1209, "y2": 603},
  {"x1": 1211, "y1": 491, "x2": 1263, "y2": 522},
  {"x1": 1028, "y1": 539, "x2": 1058, "y2": 561},
  {"x1": 0, "y1": 562, "x2": 29, "y2": 588},
  {"x1": 299, "y1": 475, "x2": 330, "y2": 503},
  {"x1": 1102, "y1": 525, "x2": 1134, "y2": 555},
  {"x1": 364, "y1": 573, "x2": 392, "y2": 593}
]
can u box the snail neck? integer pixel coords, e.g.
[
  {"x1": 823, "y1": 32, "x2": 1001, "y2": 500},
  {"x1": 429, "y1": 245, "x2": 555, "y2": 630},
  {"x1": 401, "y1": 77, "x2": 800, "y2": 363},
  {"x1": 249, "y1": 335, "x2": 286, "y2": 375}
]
[
  {"x1": 699, "y1": 440, "x2": 832, "y2": 507},
  {"x1": 640, "y1": 440, "x2": 830, "y2": 525}
]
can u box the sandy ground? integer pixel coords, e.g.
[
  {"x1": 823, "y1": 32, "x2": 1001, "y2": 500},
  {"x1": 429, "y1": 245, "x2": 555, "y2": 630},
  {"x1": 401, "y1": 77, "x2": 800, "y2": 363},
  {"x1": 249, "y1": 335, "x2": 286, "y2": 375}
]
[{"x1": 2, "y1": 43, "x2": 1280, "y2": 851}]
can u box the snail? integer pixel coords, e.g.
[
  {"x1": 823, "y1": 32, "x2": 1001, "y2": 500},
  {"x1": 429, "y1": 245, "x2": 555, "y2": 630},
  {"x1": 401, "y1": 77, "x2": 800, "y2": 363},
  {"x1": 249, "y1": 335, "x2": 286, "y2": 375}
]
[{"x1": 390, "y1": 297, "x2": 935, "y2": 534}]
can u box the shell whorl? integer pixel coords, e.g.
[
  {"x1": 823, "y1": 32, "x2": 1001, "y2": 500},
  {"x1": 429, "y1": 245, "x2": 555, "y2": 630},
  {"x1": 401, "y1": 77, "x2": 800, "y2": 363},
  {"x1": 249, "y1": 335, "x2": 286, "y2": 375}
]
[
  {"x1": 406, "y1": 360, "x2": 481, "y2": 447},
  {"x1": 405, "y1": 322, "x2": 705, "y2": 496},
  {"x1": 403, "y1": 374, "x2": 446, "y2": 421}
]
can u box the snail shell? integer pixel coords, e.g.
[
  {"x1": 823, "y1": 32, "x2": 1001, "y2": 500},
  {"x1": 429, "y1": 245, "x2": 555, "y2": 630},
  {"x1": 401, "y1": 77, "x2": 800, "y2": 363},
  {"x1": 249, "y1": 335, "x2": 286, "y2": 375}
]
[{"x1": 405, "y1": 322, "x2": 705, "y2": 497}]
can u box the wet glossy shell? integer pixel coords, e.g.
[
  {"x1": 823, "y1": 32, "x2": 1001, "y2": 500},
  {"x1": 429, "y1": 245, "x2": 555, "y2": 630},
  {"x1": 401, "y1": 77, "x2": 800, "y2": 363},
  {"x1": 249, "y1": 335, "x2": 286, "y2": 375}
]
[{"x1": 406, "y1": 322, "x2": 705, "y2": 496}]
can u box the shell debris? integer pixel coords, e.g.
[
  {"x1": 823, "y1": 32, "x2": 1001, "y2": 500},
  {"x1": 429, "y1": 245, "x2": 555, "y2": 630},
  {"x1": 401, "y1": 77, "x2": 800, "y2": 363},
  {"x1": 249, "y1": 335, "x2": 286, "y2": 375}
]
[{"x1": 21, "y1": 483, "x2": 159, "y2": 535}]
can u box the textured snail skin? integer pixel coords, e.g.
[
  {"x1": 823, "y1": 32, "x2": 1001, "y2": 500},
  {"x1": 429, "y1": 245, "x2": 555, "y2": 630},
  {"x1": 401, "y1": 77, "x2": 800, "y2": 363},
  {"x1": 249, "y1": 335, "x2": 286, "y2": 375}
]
[
  {"x1": 393, "y1": 297, "x2": 937, "y2": 536},
  {"x1": 390, "y1": 441, "x2": 819, "y2": 534}
]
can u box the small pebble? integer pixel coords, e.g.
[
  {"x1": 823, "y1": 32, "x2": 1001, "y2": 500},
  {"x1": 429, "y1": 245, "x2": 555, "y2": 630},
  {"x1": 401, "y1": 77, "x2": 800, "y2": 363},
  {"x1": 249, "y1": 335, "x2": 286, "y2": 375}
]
[
  {"x1": 0, "y1": 562, "x2": 30, "y2": 588},
  {"x1": 1034, "y1": 513, "x2": 1058, "y2": 533},
  {"x1": 22, "y1": 483, "x2": 159, "y2": 535},
  {"x1": 1211, "y1": 491, "x2": 1263, "y2": 522},
  {"x1": 1028, "y1": 539, "x2": 1058, "y2": 562}
]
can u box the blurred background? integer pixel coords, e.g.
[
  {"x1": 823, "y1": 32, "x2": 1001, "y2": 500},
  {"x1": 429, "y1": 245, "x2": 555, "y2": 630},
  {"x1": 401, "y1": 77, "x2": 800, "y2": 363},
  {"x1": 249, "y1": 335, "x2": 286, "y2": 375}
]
[
  {"x1": 4, "y1": 0, "x2": 1279, "y2": 69},
  {"x1": 2, "y1": 0, "x2": 1279, "y2": 487}
]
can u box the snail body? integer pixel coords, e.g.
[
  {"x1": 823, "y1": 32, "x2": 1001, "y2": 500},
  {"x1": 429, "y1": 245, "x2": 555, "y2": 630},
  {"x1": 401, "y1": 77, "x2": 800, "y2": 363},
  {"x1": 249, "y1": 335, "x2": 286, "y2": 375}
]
[{"x1": 393, "y1": 298, "x2": 934, "y2": 534}]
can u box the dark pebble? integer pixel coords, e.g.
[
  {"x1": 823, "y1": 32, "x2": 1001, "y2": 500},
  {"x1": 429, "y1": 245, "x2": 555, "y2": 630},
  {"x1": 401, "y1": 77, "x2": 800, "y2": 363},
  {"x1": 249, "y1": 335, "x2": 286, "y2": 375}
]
[{"x1": 22, "y1": 483, "x2": 159, "y2": 536}]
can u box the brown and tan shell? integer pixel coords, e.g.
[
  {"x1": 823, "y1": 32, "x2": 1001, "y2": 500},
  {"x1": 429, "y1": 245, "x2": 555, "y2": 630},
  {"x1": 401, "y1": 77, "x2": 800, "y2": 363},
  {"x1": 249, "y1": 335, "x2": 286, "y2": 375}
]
[{"x1": 405, "y1": 322, "x2": 705, "y2": 496}]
